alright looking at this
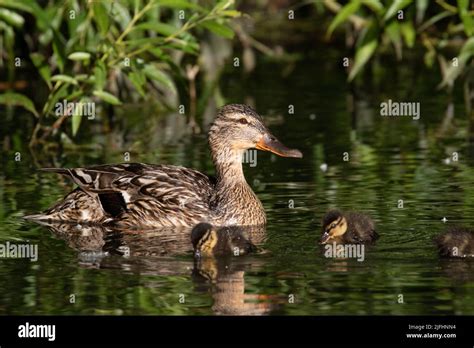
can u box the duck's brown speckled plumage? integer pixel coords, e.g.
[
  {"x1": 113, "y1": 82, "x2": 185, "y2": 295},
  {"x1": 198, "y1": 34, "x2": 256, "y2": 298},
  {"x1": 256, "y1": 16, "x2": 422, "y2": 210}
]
[{"x1": 26, "y1": 104, "x2": 302, "y2": 228}]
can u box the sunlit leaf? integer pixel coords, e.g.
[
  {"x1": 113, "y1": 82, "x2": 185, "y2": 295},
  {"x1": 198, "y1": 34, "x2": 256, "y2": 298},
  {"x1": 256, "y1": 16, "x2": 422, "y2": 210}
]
[
  {"x1": 361, "y1": 0, "x2": 384, "y2": 14},
  {"x1": 327, "y1": 0, "x2": 361, "y2": 38},
  {"x1": 93, "y1": 90, "x2": 122, "y2": 105},
  {"x1": 0, "y1": 93, "x2": 39, "y2": 117},
  {"x1": 71, "y1": 113, "x2": 82, "y2": 136},
  {"x1": 67, "y1": 52, "x2": 91, "y2": 61},
  {"x1": 349, "y1": 21, "x2": 379, "y2": 81},
  {"x1": 416, "y1": 0, "x2": 428, "y2": 23},
  {"x1": 458, "y1": 0, "x2": 473, "y2": 36},
  {"x1": 221, "y1": 10, "x2": 241, "y2": 18},
  {"x1": 400, "y1": 22, "x2": 415, "y2": 48},
  {"x1": 0, "y1": 8, "x2": 24, "y2": 27},
  {"x1": 51, "y1": 74, "x2": 78, "y2": 85},
  {"x1": 439, "y1": 37, "x2": 474, "y2": 88},
  {"x1": 384, "y1": 0, "x2": 412, "y2": 21}
]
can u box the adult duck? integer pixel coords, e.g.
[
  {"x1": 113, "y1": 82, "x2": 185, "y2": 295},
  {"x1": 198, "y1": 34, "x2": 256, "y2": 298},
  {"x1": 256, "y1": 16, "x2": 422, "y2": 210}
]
[{"x1": 26, "y1": 104, "x2": 302, "y2": 228}]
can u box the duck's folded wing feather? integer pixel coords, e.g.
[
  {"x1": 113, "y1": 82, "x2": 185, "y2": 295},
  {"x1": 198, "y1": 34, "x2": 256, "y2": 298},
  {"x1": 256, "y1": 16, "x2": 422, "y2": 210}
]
[{"x1": 41, "y1": 163, "x2": 214, "y2": 216}]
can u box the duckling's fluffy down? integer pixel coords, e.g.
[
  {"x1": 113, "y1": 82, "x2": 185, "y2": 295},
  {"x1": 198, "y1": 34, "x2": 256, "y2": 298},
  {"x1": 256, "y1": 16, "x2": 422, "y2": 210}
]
[{"x1": 434, "y1": 227, "x2": 474, "y2": 257}]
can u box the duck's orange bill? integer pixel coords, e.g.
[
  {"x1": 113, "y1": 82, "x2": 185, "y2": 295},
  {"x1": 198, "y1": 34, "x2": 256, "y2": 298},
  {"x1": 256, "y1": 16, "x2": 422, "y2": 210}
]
[{"x1": 255, "y1": 134, "x2": 303, "y2": 158}]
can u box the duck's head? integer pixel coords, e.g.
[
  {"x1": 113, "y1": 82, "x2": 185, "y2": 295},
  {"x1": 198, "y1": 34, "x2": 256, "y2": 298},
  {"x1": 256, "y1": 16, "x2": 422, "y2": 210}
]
[
  {"x1": 191, "y1": 222, "x2": 257, "y2": 257},
  {"x1": 208, "y1": 104, "x2": 302, "y2": 165},
  {"x1": 320, "y1": 210, "x2": 348, "y2": 244}
]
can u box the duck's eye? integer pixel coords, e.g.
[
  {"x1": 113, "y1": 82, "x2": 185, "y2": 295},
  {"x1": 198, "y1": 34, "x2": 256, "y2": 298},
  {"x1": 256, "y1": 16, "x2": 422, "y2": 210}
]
[
  {"x1": 331, "y1": 223, "x2": 336, "y2": 229},
  {"x1": 238, "y1": 118, "x2": 248, "y2": 124}
]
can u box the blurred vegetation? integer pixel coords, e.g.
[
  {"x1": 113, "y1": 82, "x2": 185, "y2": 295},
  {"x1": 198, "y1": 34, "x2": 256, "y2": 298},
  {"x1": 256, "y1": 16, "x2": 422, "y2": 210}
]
[
  {"x1": 322, "y1": 0, "x2": 474, "y2": 110},
  {"x1": 0, "y1": 0, "x2": 473, "y2": 147},
  {"x1": 0, "y1": 0, "x2": 239, "y2": 145}
]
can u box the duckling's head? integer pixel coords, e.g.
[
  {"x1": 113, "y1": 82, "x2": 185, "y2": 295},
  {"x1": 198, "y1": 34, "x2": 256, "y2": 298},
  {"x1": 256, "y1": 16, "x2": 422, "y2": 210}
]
[
  {"x1": 321, "y1": 210, "x2": 348, "y2": 244},
  {"x1": 191, "y1": 223, "x2": 218, "y2": 257},
  {"x1": 209, "y1": 104, "x2": 302, "y2": 165}
]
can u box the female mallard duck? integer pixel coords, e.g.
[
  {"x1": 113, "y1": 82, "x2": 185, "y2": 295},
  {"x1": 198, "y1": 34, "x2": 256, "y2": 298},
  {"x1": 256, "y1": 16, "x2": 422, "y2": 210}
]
[
  {"x1": 434, "y1": 227, "x2": 474, "y2": 258},
  {"x1": 320, "y1": 209, "x2": 378, "y2": 244},
  {"x1": 191, "y1": 222, "x2": 256, "y2": 257},
  {"x1": 26, "y1": 104, "x2": 302, "y2": 228}
]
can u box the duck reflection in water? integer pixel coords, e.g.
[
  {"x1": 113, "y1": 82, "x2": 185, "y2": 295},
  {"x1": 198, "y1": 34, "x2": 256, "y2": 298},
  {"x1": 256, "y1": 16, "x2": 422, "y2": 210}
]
[{"x1": 33, "y1": 220, "x2": 275, "y2": 314}]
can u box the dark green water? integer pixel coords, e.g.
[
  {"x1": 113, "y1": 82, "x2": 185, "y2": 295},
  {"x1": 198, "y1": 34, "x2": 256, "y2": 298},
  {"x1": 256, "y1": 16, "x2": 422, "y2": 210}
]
[{"x1": 1, "y1": 54, "x2": 474, "y2": 315}]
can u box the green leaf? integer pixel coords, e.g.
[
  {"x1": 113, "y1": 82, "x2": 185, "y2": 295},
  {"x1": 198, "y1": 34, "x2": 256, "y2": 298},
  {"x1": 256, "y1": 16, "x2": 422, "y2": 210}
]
[
  {"x1": 349, "y1": 21, "x2": 379, "y2": 81},
  {"x1": 0, "y1": 8, "x2": 24, "y2": 28},
  {"x1": 199, "y1": 20, "x2": 234, "y2": 39},
  {"x1": 94, "y1": 60, "x2": 107, "y2": 90},
  {"x1": 143, "y1": 64, "x2": 176, "y2": 93},
  {"x1": 128, "y1": 70, "x2": 146, "y2": 97},
  {"x1": 417, "y1": 10, "x2": 452, "y2": 33},
  {"x1": 0, "y1": 0, "x2": 36, "y2": 12},
  {"x1": 92, "y1": 2, "x2": 109, "y2": 35},
  {"x1": 458, "y1": 0, "x2": 474, "y2": 36},
  {"x1": 221, "y1": 10, "x2": 241, "y2": 18},
  {"x1": 385, "y1": 21, "x2": 402, "y2": 59},
  {"x1": 71, "y1": 114, "x2": 82, "y2": 136},
  {"x1": 439, "y1": 37, "x2": 474, "y2": 88},
  {"x1": 384, "y1": 0, "x2": 412, "y2": 21},
  {"x1": 93, "y1": 90, "x2": 122, "y2": 105},
  {"x1": 361, "y1": 0, "x2": 384, "y2": 14},
  {"x1": 67, "y1": 52, "x2": 91, "y2": 61},
  {"x1": 42, "y1": 83, "x2": 69, "y2": 116},
  {"x1": 132, "y1": 22, "x2": 178, "y2": 37},
  {"x1": 0, "y1": 92, "x2": 39, "y2": 117},
  {"x1": 415, "y1": 0, "x2": 428, "y2": 23},
  {"x1": 51, "y1": 74, "x2": 78, "y2": 85},
  {"x1": 157, "y1": 0, "x2": 205, "y2": 12},
  {"x1": 400, "y1": 22, "x2": 415, "y2": 48},
  {"x1": 30, "y1": 53, "x2": 52, "y2": 89},
  {"x1": 52, "y1": 33, "x2": 66, "y2": 72},
  {"x1": 327, "y1": 0, "x2": 361, "y2": 38}
]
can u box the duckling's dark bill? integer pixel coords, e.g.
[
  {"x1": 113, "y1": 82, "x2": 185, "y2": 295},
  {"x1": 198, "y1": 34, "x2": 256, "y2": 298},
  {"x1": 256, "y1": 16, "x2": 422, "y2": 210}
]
[{"x1": 255, "y1": 134, "x2": 303, "y2": 158}]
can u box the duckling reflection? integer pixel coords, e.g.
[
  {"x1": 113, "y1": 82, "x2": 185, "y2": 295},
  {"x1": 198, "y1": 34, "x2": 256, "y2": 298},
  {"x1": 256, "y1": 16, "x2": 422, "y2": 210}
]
[
  {"x1": 320, "y1": 210, "x2": 378, "y2": 245},
  {"x1": 191, "y1": 223, "x2": 274, "y2": 315}
]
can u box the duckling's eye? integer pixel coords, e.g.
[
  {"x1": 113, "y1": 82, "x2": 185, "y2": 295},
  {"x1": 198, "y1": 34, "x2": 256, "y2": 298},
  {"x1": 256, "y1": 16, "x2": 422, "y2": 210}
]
[
  {"x1": 238, "y1": 118, "x2": 248, "y2": 124},
  {"x1": 331, "y1": 223, "x2": 336, "y2": 229}
]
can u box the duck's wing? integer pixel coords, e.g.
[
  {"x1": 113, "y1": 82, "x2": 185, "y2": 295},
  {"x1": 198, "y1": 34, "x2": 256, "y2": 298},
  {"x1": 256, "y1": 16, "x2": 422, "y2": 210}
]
[{"x1": 41, "y1": 163, "x2": 214, "y2": 227}]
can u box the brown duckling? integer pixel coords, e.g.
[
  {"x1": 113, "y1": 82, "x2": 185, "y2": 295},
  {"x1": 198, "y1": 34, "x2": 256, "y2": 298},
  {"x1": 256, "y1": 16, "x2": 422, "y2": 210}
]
[
  {"x1": 191, "y1": 223, "x2": 257, "y2": 258},
  {"x1": 434, "y1": 227, "x2": 474, "y2": 258},
  {"x1": 320, "y1": 210, "x2": 378, "y2": 244}
]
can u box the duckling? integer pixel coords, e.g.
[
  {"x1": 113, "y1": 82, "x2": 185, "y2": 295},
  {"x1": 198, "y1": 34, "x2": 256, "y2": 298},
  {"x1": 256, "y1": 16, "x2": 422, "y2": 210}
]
[
  {"x1": 191, "y1": 223, "x2": 257, "y2": 257},
  {"x1": 434, "y1": 227, "x2": 474, "y2": 258},
  {"x1": 320, "y1": 209, "x2": 378, "y2": 244}
]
